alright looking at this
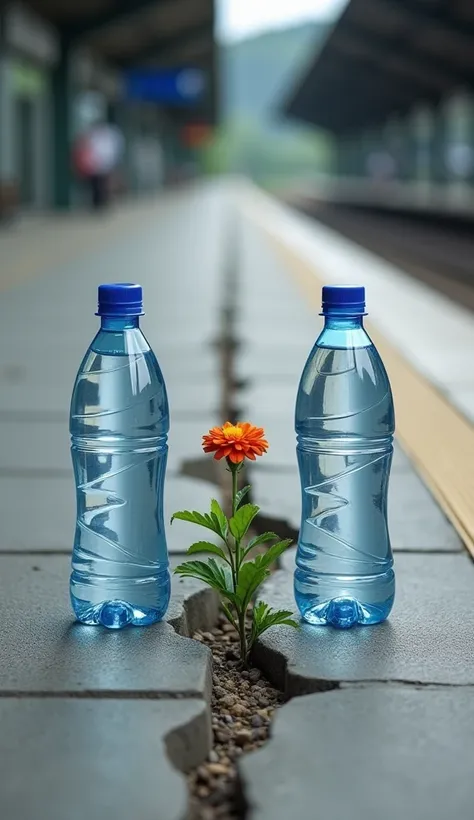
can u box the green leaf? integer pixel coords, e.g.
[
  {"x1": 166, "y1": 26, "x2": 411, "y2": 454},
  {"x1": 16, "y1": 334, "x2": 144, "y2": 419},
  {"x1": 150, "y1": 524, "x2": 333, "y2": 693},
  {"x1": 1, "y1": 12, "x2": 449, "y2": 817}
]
[
  {"x1": 242, "y1": 531, "x2": 279, "y2": 559},
  {"x1": 253, "y1": 539, "x2": 293, "y2": 571},
  {"x1": 229, "y1": 503, "x2": 260, "y2": 541},
  {"x1": 235, "y1": 559, "x2": 270, "y2": 612},
  {"x1": 170, "y1": 510, "x2": 225, "y2": 541},
  {"x1": 174, "y1": 559, "x2": 236, "y2": 603},
  {"x1": 210, "y1": 499, "x2": 228, "y2": 539},
  {"x1": 235, "y1": 484, "x2": 251, "y2": 509},
  {"x1": 186, "y1": 542, "x2": 229, "y2": 563},
  {"x1": 249, "y1": 601, "x2": 299, "y2": 648}
]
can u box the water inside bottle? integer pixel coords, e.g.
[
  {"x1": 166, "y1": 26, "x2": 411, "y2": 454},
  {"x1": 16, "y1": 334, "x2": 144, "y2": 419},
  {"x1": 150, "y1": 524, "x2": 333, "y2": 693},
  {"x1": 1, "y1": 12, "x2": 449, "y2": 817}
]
[
  {"x1": 70, "y1": 329, "x2": 170, "y2": 629},
  {"x1": 295, "y1": 342, "x2": 395, "y2": 628}
]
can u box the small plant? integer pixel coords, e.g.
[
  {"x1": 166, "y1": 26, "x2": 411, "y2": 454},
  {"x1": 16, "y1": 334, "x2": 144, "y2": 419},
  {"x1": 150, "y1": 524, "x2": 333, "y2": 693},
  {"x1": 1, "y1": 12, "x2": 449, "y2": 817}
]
[{"x1": 172, "y1": 422, "x2": 298, "y2": 666}]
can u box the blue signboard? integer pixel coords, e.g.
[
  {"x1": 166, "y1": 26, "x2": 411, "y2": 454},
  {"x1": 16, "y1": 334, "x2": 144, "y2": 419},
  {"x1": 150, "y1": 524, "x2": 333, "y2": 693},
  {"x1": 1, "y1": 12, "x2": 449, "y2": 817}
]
[{"x1": 124, "y1": 68, "x2": 206, "y2": 105}]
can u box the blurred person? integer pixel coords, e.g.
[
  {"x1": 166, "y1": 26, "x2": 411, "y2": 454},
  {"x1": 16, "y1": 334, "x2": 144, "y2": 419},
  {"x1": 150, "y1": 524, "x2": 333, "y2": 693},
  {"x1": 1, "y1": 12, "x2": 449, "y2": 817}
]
[{"x1": 73, "y1": 119, "x2": 124, "y2": 210}]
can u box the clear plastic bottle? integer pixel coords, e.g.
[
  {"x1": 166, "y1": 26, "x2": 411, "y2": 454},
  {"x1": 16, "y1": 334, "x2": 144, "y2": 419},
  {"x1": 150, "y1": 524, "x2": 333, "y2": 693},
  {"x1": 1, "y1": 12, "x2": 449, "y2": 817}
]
[
  {"x1": 70, "y1": 283, "x2": 170, "y2": 629},
  {"x1": 294, "y1": 285, "x2": 395, "y2": 628}
]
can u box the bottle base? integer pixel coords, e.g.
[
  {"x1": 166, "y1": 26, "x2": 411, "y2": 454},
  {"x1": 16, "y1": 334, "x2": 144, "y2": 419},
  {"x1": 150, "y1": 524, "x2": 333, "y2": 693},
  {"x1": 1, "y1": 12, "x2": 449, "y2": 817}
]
[
  {"x1": 71, "y1": 595, "x2": 168, "y2": 629},
  {"x1": 298, "y1": 595, "x2": 394, "y2": 628}
]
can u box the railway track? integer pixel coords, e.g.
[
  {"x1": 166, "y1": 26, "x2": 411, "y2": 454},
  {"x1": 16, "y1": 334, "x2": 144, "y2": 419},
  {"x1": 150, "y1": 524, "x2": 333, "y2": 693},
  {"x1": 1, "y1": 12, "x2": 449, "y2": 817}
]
[{"x1": 292, "y1": 199, "x2": 474, "y2": 312}]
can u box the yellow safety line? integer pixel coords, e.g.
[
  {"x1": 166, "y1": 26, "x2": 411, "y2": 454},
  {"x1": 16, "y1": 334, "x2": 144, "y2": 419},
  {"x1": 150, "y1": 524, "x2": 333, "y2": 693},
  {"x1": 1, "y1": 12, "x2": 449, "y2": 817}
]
[{"x1": 246, "y1": 207, "x2": 474, "y2": 559}]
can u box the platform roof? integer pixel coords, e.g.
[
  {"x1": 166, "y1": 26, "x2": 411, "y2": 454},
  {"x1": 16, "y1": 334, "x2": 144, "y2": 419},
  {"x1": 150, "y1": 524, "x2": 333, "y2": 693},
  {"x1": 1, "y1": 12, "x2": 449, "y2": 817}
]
[
  {"x1": 284, "y1": 0, "x2": 474, "y2": 134},
  {"x1": 27, "y1": 0, "x2": 217, "y2": 121}
]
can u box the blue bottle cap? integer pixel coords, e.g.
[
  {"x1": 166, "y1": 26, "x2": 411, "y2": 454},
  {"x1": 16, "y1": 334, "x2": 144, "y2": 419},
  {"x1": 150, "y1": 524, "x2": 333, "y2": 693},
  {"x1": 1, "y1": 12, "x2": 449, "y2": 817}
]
[
  {"x1": 321, "y1": 285, "x2": 366, "y2": 315},
  {"x1": 96, "y1": 283, "x2": 144, "y2": 317}
]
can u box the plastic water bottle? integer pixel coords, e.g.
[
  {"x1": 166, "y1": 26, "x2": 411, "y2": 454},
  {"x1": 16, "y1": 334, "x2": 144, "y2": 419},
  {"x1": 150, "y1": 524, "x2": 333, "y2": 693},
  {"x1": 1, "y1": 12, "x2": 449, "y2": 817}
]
[
  {"x1": 69, "y1": 283, "x2": 170, "y2": 629},
  {"x1": 294, "y1": 285, "x2": 395, "y2": 628}
]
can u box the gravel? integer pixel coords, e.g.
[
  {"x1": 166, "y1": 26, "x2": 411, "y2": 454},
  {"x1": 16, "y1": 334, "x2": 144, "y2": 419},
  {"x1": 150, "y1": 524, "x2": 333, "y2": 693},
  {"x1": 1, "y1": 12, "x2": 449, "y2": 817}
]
[{"x1": 188, "y1": 612, "x2": 284, "y2": 819}]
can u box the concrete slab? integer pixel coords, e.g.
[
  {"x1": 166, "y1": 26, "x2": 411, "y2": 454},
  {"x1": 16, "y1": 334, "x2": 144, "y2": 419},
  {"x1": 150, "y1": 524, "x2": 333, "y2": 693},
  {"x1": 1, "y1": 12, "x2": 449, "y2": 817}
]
[
  {"x1": 167, "y1": 419, "x2": 220, "y2": 474},
  {"x1": 236, "y1": 343, "x2": 309, "y2": 384},
  {"x1": 389, "y1": 469, "x2": 462, "y2": 551},
  {"x1": 1, "y1": 698, "x2": 210, "y2": 820},
  {"x1": 0, "y1": 471, "x2": 221, "y2": 554},
  {"x1": 0, "y1": 554, "x2": 214, "y2": 696},
  {"x1": 168, "y1": 381, "x2": 220, "y2": 416},
  {"x1": 252, "y1": 553, "x2": 474, "y2": 694},
  {"x1": 0, "y1": 476, "x2": 75, "y2": 551},
  {"x1": 0, "y1": 419, "x2": 71, "y2": 475},
  {"x1": 239, "y1": 687, "x2": 474, "y2": 820},
  {"x1": 251, "y1": 466, "x2": 462, "y2": 551},
  {"x1": 155, "y1": 347, "x2": 220, "y2": 383}
]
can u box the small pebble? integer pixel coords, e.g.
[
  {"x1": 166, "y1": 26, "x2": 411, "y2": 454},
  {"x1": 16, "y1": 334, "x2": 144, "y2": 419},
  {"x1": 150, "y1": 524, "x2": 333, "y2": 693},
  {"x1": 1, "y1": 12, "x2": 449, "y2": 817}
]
[
  {"x1": 196, "y1": 766, "x2": 211, "y2": 783},
  {"x1": 207, "y1": 763, "x2": 229, "y2": 777},
  {"x1": 190, "y1": 616, "x2": 283, "y2": 815},
  {"x1": 214, "y1": 729, "x2": 231, "y2": 743},
  {"x1": 235, "y1": 729, "x2": 252, "y2": 747},
  {"x1": 213, "y1": 685, "x2": 227, "y2": 698},
  {"x1": 230, "y1": 703, "x2": 249, "y2": 718}
]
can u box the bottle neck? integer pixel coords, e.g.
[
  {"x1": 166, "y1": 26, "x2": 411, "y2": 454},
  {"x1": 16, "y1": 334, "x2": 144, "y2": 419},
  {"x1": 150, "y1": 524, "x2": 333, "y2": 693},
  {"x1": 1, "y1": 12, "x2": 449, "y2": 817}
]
[
  {"x1": 100, "y1": 315, "x2": 140, "y2": 331},
  {"x1": 324, "y1": 314, "x2": 364, "y2": 330},
  {"x1": 318, "y1": 313, "x2": 369, "y2": 349}
]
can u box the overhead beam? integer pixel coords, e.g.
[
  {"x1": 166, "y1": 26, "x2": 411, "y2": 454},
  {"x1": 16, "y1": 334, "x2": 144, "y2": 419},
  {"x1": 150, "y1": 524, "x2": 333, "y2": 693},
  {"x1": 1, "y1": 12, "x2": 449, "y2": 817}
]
[
  {"x1": 295, "y1": 55, "x2": 436, "y2": 133},
  {"x1": 362, "y1": 0, "x2": 474, "y2": 46},
  {"x1": 119, "y1": 19, "x2": 212, "y2": 65},
  {"x1": 341, "y1": 22, "x2": 468, "y2": 89},
  {"x1": 333, "y1": 34, "x2": 453, "y2": 94},
  {"x1": 63, "y1": 0, "x2": 170, "y2": 41}
]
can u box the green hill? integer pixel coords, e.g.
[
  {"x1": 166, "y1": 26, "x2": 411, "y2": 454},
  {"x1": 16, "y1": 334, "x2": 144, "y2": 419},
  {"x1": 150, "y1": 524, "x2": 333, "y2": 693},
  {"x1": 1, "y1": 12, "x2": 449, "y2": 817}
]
[
  {"x1": 202, "y1": 23, "x2": 332, "y2": 183},
  {"x1": 222, "y1": 22, "x2": 326, "y2": 122}
]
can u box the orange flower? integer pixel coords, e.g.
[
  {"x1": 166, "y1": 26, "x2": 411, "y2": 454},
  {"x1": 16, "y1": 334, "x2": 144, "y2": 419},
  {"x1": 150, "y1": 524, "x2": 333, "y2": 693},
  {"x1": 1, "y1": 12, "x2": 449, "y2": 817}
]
[{"x1": 202, "y1": 422, "x2": 269, "y2": 464}]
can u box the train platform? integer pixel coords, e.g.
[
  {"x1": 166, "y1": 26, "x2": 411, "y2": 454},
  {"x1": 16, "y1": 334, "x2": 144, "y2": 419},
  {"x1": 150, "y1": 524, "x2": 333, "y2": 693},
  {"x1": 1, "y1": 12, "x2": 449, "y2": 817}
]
[{"x1": 1, "y1": 180, "x2": 473, "y2": 820}]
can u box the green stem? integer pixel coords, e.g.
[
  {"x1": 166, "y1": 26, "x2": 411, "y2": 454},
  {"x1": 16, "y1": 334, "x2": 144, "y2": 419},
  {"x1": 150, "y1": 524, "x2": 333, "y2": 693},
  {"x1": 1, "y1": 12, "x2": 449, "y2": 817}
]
[
  {"x1": 238, "y1": 611, "x2": 248, "y2": 666},
  {"x1": 231, "y1": 464, "x2": 241, "y2": 582},
  {"x1": 231, "y1": 466, "x2": 238, "y2": 517},
  {"x1": 227, "y1": 542, "x2": 237, "y2": 591}
]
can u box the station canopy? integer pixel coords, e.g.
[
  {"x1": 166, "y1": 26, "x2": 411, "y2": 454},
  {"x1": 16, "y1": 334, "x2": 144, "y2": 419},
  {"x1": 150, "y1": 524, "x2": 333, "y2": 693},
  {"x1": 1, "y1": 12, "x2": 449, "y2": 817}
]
[
  {"x1": 27, "y1": 0, "x2": 217, "y2": 122},
  {"x1": 284, "y1": 0, "x2": 474, "y2": 134}
]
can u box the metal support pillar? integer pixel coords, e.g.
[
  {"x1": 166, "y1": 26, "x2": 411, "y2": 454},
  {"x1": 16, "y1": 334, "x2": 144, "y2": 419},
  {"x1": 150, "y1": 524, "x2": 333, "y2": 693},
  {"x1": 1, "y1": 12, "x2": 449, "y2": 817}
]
[{"x1": 52, "y1": 36, "x2": 72, "y2": 209}]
